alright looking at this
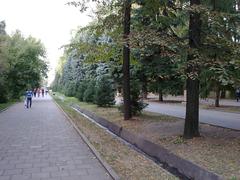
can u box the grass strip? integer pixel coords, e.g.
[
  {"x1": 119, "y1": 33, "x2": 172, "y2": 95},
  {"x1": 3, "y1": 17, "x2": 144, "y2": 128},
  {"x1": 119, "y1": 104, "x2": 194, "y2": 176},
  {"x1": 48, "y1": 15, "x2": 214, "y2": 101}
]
[
  {"x1": 52, "y1": 92, "x2": 240, "y2": 179},
  {"x1": 0, "y1": 101, "x2": 15, "y2": 111},
  {"x1": 52, "y1": 93, "x2": 177, "y2": 180}
]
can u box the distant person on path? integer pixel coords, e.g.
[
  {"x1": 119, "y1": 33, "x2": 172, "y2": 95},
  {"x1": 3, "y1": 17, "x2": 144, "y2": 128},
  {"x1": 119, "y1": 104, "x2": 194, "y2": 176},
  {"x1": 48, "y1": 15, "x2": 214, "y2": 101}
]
[
  {"x1": 45, "y1": 89, "x2": 48, "y2": 96},
  {"x1": 236, "y1": 88, "x2": 240, "y2": 102},
  {"x1": 41, "y1": 88, "x2": 44, "y2": 97},
  {"x1": 25, "y1": 89, "x2": 33, "y2": 108},
  {"x1": 33, "y1": 88, "x2": 37, "y2": 97},
  {"x1": 37, "y1": 88, "x2": 41, "y2": 97}
]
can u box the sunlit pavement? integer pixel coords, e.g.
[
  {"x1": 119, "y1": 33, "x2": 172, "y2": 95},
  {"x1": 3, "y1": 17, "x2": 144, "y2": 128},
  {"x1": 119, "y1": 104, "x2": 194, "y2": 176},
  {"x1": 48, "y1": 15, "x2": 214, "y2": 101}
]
[
  {"x1": 116, "y1": 95, "x2": 240, "y2": 130},
  {"x1": 0, "y1": 96, "x2": 111, "y2": 180},
  {"x1": 31, "y1": 94, "x2": 52, "y2": 101},
  {"x1": 145, "y1": 102, "x2": 240, "y2": 131}
]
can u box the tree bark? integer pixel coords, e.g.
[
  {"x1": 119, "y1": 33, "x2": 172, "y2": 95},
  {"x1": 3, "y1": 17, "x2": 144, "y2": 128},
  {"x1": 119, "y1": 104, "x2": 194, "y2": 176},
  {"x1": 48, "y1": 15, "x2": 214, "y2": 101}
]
[
  {"x1": 215, "y1": 85, "x2": 220, "y2": 107},
  {"x1": 184, "y1": 0, "x2": 201, "y2": 139},
  {"x1": 212, "y1": 0, "x2": 216, "y2": 10},
  {"x1": 220, "y1": 90, "x2": 225, "y2": 98},
  {"x1": 142, "y1": 81, "x2": 148, "y2": 99},
  {"x1": 158, "y1": 78, "x2": 163, "y2": 101},
  {"x1": 159, "y1": 89, "x2": 163, "y2": 102},
  {"x1": 184, "y1": 78, "x2": 200, "y2": 138},
  {"x1": 122, "y1": 0, "x2": 132, "y2": 120}
]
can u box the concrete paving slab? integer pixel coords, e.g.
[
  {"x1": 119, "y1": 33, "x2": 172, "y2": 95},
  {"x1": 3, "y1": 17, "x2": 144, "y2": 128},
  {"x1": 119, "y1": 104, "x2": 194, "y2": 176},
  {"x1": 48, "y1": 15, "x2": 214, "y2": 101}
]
[{"x1": 0, "y1": 96, "x2": 112, "y2": 180}]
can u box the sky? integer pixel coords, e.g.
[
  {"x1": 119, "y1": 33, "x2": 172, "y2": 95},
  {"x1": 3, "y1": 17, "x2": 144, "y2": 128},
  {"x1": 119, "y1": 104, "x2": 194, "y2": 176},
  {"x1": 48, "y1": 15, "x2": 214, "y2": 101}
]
[{"x1": 0, "y1": 0, "x2": 93, "y2": 85}]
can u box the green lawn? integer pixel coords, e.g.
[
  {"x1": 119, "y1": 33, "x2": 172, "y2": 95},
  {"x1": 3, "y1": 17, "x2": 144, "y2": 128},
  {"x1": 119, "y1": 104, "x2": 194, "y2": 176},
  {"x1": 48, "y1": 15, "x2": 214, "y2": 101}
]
[{"x1": 0, "y1": 101, "x2": 15, "y2": 111}]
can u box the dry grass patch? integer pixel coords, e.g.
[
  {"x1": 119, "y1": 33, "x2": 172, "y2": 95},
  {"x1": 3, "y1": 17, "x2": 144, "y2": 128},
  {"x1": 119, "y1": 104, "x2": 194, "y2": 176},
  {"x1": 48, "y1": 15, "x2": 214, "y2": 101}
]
[
  {"x1": 53, "y1": 96, "x2": 177, "y2": 180},
  {"x1": 0, "y1": 101, "x2": 15, "y2": 111},
  {"x1": 200, "y1": 105, "x2": 240, "y2": 114},
  {"x1": 54, "y1": 93, "x2": 240, "y2": 179}
]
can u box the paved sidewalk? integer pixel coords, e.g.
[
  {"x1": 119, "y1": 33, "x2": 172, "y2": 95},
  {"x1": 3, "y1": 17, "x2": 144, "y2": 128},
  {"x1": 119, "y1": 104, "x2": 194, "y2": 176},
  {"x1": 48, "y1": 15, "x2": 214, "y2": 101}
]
[{"x1": 0, "y1": 96, "x2": 112, "y2": 180}]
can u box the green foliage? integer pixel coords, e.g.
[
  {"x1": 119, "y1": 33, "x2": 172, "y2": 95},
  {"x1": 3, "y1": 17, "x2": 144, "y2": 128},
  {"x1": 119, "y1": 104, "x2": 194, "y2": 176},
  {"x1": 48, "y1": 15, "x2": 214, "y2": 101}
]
[
  {"x1": 0, "y1": 82, "x2": 8, "y2": 103},
  {"x1": 52, "y1": 47, "x2": 117, "y2": 106},
  {"x1": 118, "y1": 74, "x2": 148, "y2": 115},
  {"x1": 94, "y1": 75, "x2": 116, "y2": 107},
  {"x1": 0, "y1": 23, "x2": 48, "y2": 102},
  {"x1": 0, "y1": 21, "x2": 6, "y2": 35},
  {"x1": 64, "y1": 82, "x2": 77, "y2": 97},
  {"x1": 130, "y1": 79, "x2": 148, "y2": 115},
  {"x1": 83, "y1": 79, "x2": 96, "y2": 103},
  {"x1": 76, "y1": 80, "x2": 88, "y2": 101},
  {"x1": 54, "y1": 0, "x2": 240, "y2": 120}
]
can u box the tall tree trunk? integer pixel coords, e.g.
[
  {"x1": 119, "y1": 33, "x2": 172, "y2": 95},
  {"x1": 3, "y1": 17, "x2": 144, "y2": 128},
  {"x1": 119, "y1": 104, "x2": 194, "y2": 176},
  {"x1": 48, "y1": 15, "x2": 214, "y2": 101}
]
[
  {"x1": 212, "y1": 0, "x2": 216, "y2": 10},
  {"x1": 122, "y1": 0, "x2": 132, "y2": 120},
  {"x1": 142, "y1": 81, "x2": 148, "y2": 99},
  {"x1": 184, "y1": 0, "x2": 201, "y2": 139},
  {"x1": 158, "y1": 78, "x2": 163, "y2": 102},
  {"x1": 215, "y1": 85, "x2": 220, "y2": 107},
  {"x1": 159, "y1": 90, "x2": 163, "y2": 102},
  {"x1": 184, "y1": 79, "x2": 200, "y2": 138},
  {"x1": 221, "y1": 90, "x2": 225, "y2": 98}
]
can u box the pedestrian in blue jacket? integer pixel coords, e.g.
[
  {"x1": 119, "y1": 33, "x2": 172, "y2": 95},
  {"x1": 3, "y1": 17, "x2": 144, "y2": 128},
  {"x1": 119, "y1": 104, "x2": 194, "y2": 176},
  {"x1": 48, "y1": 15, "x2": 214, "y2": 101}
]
[{"x1": 25, "y1": 90, "x2": 33, "y2": 108}]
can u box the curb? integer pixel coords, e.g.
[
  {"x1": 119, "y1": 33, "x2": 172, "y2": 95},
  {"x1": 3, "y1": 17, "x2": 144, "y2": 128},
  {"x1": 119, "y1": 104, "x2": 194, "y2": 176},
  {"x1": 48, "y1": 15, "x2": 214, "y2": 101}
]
[
  {"x1": 73, "y1": 104, "x2": 223, "y2": 180},
  {"x1": 52, "y1": 97, "x2": 120, "y2": 180}
]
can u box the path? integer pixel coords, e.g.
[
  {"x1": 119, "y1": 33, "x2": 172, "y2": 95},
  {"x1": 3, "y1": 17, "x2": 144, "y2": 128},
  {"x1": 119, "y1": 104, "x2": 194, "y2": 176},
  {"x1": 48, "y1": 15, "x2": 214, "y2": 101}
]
[
  {"x1": 145, "y1": 102, "x2": 240, "y2": 130},
  {"x1": 0, "y1": 95, "x2": 111, "y2": 180}
]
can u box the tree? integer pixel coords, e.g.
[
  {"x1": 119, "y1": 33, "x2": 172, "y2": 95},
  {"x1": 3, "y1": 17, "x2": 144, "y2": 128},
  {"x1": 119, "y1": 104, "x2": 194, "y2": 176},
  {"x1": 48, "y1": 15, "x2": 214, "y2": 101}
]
[
  {"x1": 95, "y1": 75, "x2": 116, "y2": 106},
  {"x1": 0, "y1": 21, "x2": 6, "y2": 35},
  {"x1": 0, "y1": 25, "x2": 48, "y2": 102},
  {"x1": 61, "y1": 0, "x2": 240, "y2": 129},
  {"x1": 122, "y1": 0, "x2": 132, "y2": 119},
  {"x1": 183, "y1": 0, "x2": 201, "y2": 138},
  {"x1": 199, "y1": 0, "x2": 240, "y2": 107},
  {"x1": 5, "y1": 32, "x2": 48, "y2": 99},
  {"x1": 0, "y1": 21, "x2": 8, "y2": 102}
]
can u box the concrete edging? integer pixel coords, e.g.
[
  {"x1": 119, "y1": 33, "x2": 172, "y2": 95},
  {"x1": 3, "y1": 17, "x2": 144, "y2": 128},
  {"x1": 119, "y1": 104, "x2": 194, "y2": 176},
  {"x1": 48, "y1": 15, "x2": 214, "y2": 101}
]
[
  {"x1": 52, "y1": 97, "x2": 120, "y2": 180},
  {"x1": 73, "y1": 104, "x2": 223, "y2": 180}
]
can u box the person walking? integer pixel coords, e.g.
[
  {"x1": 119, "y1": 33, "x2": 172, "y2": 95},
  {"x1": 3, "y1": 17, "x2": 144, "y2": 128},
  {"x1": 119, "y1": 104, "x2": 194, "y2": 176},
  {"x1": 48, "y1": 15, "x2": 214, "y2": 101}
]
[
  {"x1": 45, "y1": 89, "x2": 48, "y2": 96},
  {"x1": 25, "y1": 89, "x2": 33, "y2": 108},
  {"x1": 236, "y1": 88, "x2": 240, "y2": 102},
  {"x1": 41, "y1": 88, "x2": 44, "y2": 97},
  {"x1": 37, "y1": 88, "x2": 41, "y2": 97},
  {"x1": 33, "y1": 88, "x2": 37, "y2": 97}
]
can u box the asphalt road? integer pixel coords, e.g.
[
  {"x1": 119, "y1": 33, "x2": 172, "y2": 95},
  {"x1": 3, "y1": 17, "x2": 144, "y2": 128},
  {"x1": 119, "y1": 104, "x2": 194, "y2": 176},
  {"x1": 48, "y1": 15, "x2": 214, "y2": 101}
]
[{"x1": 145, "y1": 102, "x2": 240, "y2": 130}]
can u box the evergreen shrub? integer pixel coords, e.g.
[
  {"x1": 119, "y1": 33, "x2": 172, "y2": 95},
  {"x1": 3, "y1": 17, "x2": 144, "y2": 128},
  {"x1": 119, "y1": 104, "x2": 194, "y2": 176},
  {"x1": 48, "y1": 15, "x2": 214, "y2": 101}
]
[{"x1": 94, "y1": 75, "x2": 115, "y2": 107}]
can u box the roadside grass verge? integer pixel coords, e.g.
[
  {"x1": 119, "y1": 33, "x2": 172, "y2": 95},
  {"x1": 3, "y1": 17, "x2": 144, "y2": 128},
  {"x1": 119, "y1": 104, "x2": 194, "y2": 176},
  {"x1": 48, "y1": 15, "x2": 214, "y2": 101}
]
[
  {"x1": 146, "y1": 98, "x2": 240, "y2": 114},
  {"x1": 200, "y1": 104, "x2": 240, "y2": 114},
  {"x1": 52, "y1": 92, "x2": 240, "y2": 179},
  {"x1": 0, "y1": 101, "x2": 16, "y2": 111},
  {"x1": 52, "y1": 93, "x2": 177, "y2": 180}
]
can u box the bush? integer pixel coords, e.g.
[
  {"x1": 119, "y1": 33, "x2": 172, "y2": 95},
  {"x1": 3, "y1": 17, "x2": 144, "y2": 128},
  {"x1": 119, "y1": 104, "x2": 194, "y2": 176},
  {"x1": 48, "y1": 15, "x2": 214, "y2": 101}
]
[
  {"x1": 64, "y1": 82, "x2": 77, "y2": 97},
  {"x1": 83, "y1": 80, "x2": 95, "y2": 103},
  {"x1": 76, "y1": 80, "x2": 87, "y2": 101},
  {"x1": 94, "y1": 76, "x2": 115, "y2": 107},
  {"x1": 118, "y1": 80, "x2": 148, "y2": 115},
  {"x1": 0, "y1": 83, "x2": 8, "y2": 103}
]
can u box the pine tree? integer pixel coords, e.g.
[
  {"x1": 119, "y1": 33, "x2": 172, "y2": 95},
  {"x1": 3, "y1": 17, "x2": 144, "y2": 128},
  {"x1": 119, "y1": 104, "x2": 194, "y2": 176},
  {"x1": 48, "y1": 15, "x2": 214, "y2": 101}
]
[
  {"x1": 83, "y1": 80, "x2": 96, "y2": 103},
  {"x1": 94, "y1": 75, "x2": 115, "y2": 107}
]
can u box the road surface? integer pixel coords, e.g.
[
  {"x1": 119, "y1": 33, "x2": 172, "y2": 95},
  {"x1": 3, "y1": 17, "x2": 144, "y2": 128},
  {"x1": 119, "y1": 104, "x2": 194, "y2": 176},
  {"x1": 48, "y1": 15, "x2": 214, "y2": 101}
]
[{"x1": 145, "y1": 102, "x2": 240, "y2": 130}]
